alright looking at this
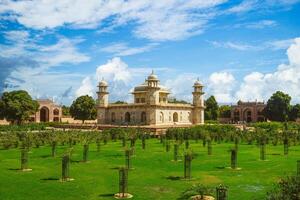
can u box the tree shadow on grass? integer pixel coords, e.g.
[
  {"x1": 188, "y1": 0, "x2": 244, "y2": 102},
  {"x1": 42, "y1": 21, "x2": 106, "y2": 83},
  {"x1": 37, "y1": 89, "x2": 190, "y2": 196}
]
[
  {"x1": 166, "y1": 176, "x2": 181, "y2": 181},
  {"x1": 71, "y1": 160, "x2": 81, "y2": 163},
  {"x1": 98, "y1": 193, "x2": 114, "y2": 198},
  {"x1": 104, "y1": 154, "x2": 123, "y2": 158},
  {"x1": 40, "y1": 177, "x2": 59, "y2": 181},
  {"x1": 215, "y1": 166, "x2": 225, "y2": 169},
  {"x1": 110, "y1": 167, "x2": 121, "y2": 170},
  {"x1": 40, "y1": 155, "x2": 51, "y2": 158},
  {"x1": 8, "y1": 168, "x2": 20, "y2": 171}
]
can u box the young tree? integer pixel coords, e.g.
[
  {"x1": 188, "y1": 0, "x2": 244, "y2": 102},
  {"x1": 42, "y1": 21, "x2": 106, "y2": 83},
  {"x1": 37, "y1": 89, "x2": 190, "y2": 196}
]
[
  {"x1": 0, "y1": 90, "x2": 39, "y2": 124},
  {"x1": 69, "y1": 95, "x2": 96, "y2": 123},
  {"x1": 264, "y1": 91, "x2": 291, "y2": 122},
  {"x1": 205, "y1": 96, "x2": 219, "y2": 120}
]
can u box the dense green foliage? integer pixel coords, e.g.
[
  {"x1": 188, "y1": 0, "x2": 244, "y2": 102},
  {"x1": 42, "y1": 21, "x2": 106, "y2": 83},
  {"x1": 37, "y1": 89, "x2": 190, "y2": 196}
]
[
  {"x1": 265, "y1": 91, "x2": 291, "y2": 122},
  {"x1": 289, "y1": 104, "x2": 300, "y2": 121},
  {"x1": 266, "y1": 175, "x2": 300, "y2": 200},
  {"x1": 219, "y1": 105, "x2": 231, "y2": 118},
  {"x1": 0, "y1": 90, "x2": 39, "y2": 124},
  {"x1": 62, "y1": 105, "x2": 70, "y2": 116},
  {"x1": 205, "y1": 96, "x2": 219, "y2": 120},
  {"x1": 69, "y1": 95, "x2": 96, "y2": 123}
]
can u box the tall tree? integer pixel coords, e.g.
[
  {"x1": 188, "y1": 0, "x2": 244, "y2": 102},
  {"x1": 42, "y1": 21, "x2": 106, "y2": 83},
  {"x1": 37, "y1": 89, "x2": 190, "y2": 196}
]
[
  {"x1": 0, "y1": 90, "x2": 39, "y2": 124},
  {"x1": 0, "y1": 99, "x2": 4, "y2": 120},
  {"x1": 219, "y1": 105, "x2": 231, "y2": 118},
  {"x1": 264, "y1": 91, "x2": 291, "y2": 122},
  {"x1": 69, "y1": 95, "x2": 96, "y2": 123},
  {"x1": 62, "y1": 105, "x2": 70, "y2": 116},
  {"x1": 205, "y1": 96, "x2": 219, "y2": 120},
  {"x1": 289, "y1": 104, "x2": 300, "y2": 121}
]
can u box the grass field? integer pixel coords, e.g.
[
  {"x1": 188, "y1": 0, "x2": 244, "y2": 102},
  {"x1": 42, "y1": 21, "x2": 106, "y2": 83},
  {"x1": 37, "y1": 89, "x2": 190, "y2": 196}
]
[{"x1": 0, "y1": 138, "x2": 299, "y2": 200}]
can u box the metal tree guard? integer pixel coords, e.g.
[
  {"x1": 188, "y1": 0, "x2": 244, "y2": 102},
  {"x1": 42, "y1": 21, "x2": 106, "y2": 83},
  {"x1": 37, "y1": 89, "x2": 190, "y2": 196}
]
[
  {"x1": 125, "y1": 149, "x2": 131, "y2": 169},
  {"x1": 62, "y1": 154, "x2": 70, "y2": 181},
  {"x1": 208, "y1": 139, "x2": 212, "y2": 155},
  {"x1": 231, "y1": 149, "x2": 237, "y2": 169},
  {"x1": 166, "y1": 140, "x2": 170, "y2": 152},
  {"x1": 174, "y1": 144, "x2": 178, "y2": 161},
  {"x1": 83, "y1": 144, "x2": 89, "y2": 162},
  {"x1": 260, "y1": 139, "x2": 266, "y2": 161},
  {"x1": 51, "y1": 141, "x2": 56, "y2": 157},
  {"x1": 216, "y1": 185, "x2": 228, "y2": 200},
  {"x1": 184, "y1": 153, "x2": 192, "y2": 179},
  {"x1": 119, "y1": 167, "x2": 128, "y2": 198},
  {"x1": 284, "y1": 137, "x2": 289, "y2": 155},
  {"x1": 142, "y1": 136, "x2": 146, "y2": 150},
  {"x1": 21, "y1": 149, "x2": 28, "y2": 170}
]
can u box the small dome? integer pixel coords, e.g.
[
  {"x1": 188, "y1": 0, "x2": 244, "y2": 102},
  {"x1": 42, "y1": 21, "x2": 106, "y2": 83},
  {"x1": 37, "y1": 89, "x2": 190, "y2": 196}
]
[
  {"x1": 147, "y1": 70, "x2": 158, "y2": 80},
  {"x1": 98, "y1": 79, "x2": 108, "y2": 87},
  {"x1": 194, "y1": 78, "x2": 203, "y2": 87}
]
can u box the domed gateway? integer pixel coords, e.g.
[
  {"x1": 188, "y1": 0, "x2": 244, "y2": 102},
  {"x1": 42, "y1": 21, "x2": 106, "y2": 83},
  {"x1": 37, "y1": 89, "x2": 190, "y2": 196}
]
[{"x1": 97, "y1": 71, "x2": 205, "y2": 126}]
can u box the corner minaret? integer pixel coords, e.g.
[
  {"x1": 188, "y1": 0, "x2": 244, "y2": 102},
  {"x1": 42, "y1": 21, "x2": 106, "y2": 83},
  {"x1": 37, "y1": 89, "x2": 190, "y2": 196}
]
[
  {"x1": 192, "y1": 78, "x2": 205, "y2": 124},
  {"x1": 147, "y1": 70, "x2": 160, "y2": 105},
  {"x1": 97, "y1": 78, "x2": 108, "y2": 124}
]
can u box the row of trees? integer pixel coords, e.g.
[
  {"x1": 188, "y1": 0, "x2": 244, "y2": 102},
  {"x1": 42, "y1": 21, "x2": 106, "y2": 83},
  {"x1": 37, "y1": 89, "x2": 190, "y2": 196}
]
[
  {"x1": 0, "y1": 90, "x2": 97, "y2": 124},
  {"x1": 205, "y1": 91, "x2": 300, "y2": 122}
]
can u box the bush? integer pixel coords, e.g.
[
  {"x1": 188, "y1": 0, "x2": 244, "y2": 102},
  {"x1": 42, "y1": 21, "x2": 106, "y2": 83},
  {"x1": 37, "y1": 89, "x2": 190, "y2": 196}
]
[{"x1": 266, "y1": 175, "x2": 300, "y2": 200}]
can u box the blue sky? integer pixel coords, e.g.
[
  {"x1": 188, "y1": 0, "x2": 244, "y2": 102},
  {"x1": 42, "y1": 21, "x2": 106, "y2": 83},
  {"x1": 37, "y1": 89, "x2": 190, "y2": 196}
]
[{"x1": 0, "y1": 0, "x2": 300, "y2": 105}]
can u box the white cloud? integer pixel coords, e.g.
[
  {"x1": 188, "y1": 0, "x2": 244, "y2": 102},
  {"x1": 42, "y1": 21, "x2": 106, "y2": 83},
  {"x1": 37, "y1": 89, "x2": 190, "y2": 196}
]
[
  {"x1": 96, "y1": 57, "x2": 133, "y2": 83},
  {"x1": 164, "y1": 73, "x2": 198, "y2": 102},
  {"x1": 227, "y1": 0, "x2": 257, "y2": 13},
  {"x1": 100, "y1": 42, "x2": 159, "y2": 56},
  {"x1": 267, "y1": 38, "x2": 295, "y2": 50},
  {"x1": 207, "y1": 72, "x2": 236, "y2": 103},
  {"x1": 0, "y1": 0, "x2": 226, "y2": 41},
  {"x1": 75, "y1": 76, "x2": 94, "y2": 97},
  {"x1": 210, "y1": 41, "x2": 256, "y2": 51},
  {"x1": 235, "y1": 37, "x2": 300, "y2": 103},
  {"x1": 0, "y1": 31, "x2": 90, "y2": 67},
  {"x1": 76, "y1": 57, "x2": 169, "y2": 103},
  {"x1": 245, "y1": 20, "x2": 277, "y2": 29}
]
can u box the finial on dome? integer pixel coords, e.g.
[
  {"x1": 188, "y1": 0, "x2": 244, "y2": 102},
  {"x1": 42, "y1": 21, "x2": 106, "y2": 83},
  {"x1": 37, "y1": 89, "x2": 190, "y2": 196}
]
[{"x1": 151, "y1": 69, "x2": 154, "y2": 74}]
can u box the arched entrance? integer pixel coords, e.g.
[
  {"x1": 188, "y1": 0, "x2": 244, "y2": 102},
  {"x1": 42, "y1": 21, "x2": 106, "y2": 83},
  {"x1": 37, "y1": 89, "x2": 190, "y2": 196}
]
[
  {"x1": 125, "y1": 112, "x2": 131, "y2": 123},
  {"x1": 40, "y1": 107, "x2": 49, "y2": 122},
  {"x1": 141, "y1": 112, "x2": 146, "y2": 123},
  {"x1": 243, "y1": 109, "x2": 252, "y2": 123},
  {"x1": 173, "y1": 112, "x2": 178, "y2": 123}
]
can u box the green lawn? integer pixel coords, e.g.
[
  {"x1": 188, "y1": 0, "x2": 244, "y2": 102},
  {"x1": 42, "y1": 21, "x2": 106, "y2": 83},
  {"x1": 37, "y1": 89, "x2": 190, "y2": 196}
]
[{"x1": 0, "y1": 139, "x2": 299, "y2": 200}]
